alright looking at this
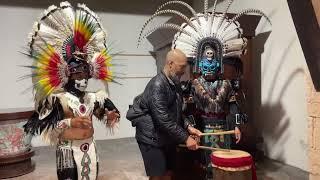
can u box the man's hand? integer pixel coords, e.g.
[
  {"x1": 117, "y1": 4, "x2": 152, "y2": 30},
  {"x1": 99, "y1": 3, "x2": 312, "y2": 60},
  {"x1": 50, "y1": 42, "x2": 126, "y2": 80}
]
[
  {"x1": 235, "y1": 126, "x2": 241, "y2": 144},
  {"x1": 185, "y1": 136, "x2": 198, "y2": 150},
  {"x1": 71, "y1": 116, "x2": 92, "y2": 129},
  {"x1": 187, "y1": 126, "x2": 202, "y2": 137},
  {"x1": 106, "y1": 109, "x2": 120, "y2": 127}
]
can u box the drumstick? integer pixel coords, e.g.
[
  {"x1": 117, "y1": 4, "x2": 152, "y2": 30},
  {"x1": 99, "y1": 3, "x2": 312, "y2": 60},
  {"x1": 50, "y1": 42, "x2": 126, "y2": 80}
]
[
  {"x1": 200, "y1": 130, "x2": 235, "y2": 136},
  {"x1": 178, "y1": 144, "x2": 230, "y2": 152}
]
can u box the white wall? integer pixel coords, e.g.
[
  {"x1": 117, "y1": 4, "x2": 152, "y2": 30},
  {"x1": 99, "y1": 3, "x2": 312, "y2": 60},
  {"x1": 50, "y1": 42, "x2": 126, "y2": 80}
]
[
  {"x1": 193, "y1": 0, "x2": 308, "y2": 171},
  {"x1": 0, "y1": 4, "x2": 168, "y2": 146}
]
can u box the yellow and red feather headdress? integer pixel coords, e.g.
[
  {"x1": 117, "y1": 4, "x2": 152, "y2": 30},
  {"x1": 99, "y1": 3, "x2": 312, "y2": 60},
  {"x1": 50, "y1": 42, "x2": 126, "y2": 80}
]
[{"x1": 26, "y1": 1, "x2": 114, "y2": 100}]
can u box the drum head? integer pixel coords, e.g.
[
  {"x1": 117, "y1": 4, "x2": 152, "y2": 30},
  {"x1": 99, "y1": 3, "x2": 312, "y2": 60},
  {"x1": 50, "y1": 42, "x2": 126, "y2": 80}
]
[
  {"x1": 212, "y1": 150, "x2": 251, "y2": 159},
  {"x1": 211, "y1": 150, "x2": 253, "y2": 170},
  {"x1": 211, "y1": 150, "x2": 255, "y2": 180}
]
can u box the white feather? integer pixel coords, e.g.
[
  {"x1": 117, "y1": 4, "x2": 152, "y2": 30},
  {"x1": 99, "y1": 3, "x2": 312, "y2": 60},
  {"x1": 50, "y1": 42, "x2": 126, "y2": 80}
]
[
  {"x1": 95, "y1": 90, "x2": 109, "y2": 108},
  {"x1": 224, "y1": 38, "x2": 247, "y2": 53},
  {"x1": 206, "y1": 14, "x2": 214, "y2": 37},
  {"x1": 174, "y1": 40, "x2": 196, "y2": 51},
  {"x1": 174, "y1": 41, "x2": 196, "y2": 57},
  {"x1": 167, "y1": 0, "x2": 269, "y2": 60},
  {"x1": 215, "y1": 18, "x2": 229, "y2": 39},
  {"x1": 174, "y1": 33, "x2": 198, "y2": 46},
  {"x1": 43, "y1": 5, "x2": 58, "y2": 17},
  {"x1": 219, "y1": 21, "x2": 240, "y2": 40},
  {"x1": 210, "y1": 14, "x2": 223, "y2": 36},
  {"x1": 224, "y1": 50, "x2": 244, "y2": 57},
  {"x1": 180, "y1": 24, "x2": 201, "y2": 42},
  {"x1": 197, "y1": 14, "x2": 209, "y2": 38},
  {"x1": 221, "y1": 28, "x2": 241, "y2": 42},
  {"x1": 60, "y1": 2, "x2": 75, "y2": 33}
]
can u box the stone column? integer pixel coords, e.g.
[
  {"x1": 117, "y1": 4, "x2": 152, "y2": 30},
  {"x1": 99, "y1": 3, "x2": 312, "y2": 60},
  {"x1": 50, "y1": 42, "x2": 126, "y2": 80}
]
[{"x1": 306, "y1": 72, "x2": 320, "y2": 179}]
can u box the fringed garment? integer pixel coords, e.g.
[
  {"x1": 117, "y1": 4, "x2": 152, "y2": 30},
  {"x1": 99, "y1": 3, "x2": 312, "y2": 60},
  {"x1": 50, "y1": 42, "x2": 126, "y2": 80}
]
[
  {"x1": 24, "y1": 90, "x2": 113, "y2": 180},
  {"x1": 192, "y1": 77, "x2": 233, "y2": 178}
]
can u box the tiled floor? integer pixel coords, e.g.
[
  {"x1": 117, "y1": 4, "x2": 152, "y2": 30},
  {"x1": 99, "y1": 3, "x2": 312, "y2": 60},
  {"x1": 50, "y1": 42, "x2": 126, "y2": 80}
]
[{"x1": 5, "y1": 138, "x2": 308, "y2": 180}]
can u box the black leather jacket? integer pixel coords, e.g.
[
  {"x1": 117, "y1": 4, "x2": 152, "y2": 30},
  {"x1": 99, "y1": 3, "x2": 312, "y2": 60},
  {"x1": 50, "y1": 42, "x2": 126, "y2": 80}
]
[{"x1": 127, "y1": 72, "x2": 189, "y2": 147}]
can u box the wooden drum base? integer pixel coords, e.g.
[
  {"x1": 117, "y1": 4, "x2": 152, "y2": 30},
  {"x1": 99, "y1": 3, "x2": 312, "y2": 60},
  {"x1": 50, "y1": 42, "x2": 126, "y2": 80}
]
[
  {"x1": 0, "y1": 150, "x2": 35, "y2": 179},
  {"x1": 213, "y1": 167, "x2": 252, "y2": 180}
]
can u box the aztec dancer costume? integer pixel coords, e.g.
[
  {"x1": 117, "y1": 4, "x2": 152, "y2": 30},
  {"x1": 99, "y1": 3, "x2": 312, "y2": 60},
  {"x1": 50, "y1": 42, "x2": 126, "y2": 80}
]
[
  {"x1": 138, "y1": 0, "x2": 270, "y2": 179},
  {"x1": 22, "y1": 2, "x2": 120, "y2": 179}
]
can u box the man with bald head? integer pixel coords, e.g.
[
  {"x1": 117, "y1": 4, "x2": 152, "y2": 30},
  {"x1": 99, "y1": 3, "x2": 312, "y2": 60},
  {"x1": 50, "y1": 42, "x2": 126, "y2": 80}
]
[{"x1": 128, "y1": 49, "x2": 201, "y2": 180}]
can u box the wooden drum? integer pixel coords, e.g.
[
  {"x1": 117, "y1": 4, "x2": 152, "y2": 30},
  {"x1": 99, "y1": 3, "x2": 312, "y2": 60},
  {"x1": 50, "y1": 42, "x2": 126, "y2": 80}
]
[{"x1": 211, "y1": 150, "x2": 256, "y2": 180}]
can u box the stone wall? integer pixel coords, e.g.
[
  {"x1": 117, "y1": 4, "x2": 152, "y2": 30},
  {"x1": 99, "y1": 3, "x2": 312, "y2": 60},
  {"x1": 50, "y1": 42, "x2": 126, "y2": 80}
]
[{"x1": 306, "y1": 72, "x2": 320, "y2": 179}]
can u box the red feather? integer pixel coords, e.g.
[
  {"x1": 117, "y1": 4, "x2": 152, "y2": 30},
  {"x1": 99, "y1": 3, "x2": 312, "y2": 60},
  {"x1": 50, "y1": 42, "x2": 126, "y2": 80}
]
[{"x1": 74, "y1": 30, "x2": 87, "y2": 51}]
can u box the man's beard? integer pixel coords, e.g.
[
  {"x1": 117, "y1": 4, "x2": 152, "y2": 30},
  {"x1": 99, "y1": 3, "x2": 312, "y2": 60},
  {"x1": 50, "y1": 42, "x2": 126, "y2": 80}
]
[{"x1": 169, "y1": 72, "x2": 181, "y2": 86}]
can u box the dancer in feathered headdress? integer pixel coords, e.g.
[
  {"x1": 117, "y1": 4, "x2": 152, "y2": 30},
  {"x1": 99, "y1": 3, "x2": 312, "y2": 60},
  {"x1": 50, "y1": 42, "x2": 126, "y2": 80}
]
[
  {"x1": 22, "y1": 2, "x2": 120, "y2": 179},
  {"x1": 138, "y1": 0, "x2": 270, "y2": 179}
]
